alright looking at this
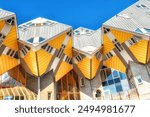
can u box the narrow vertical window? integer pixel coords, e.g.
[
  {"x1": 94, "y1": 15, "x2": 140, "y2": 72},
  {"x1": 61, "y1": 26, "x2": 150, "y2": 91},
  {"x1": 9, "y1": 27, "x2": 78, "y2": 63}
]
[{"x1": 47, "y1": 92, "x2": 51, "y2": 100}]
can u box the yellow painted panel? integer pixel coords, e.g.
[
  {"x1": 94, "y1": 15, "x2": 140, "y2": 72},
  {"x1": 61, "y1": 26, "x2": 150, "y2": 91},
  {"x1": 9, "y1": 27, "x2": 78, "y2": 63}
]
[
  {"x1": 37, "y1": 49, "x2": 52, "y2": 76},
  {"x1": 129, "y1": 39, "x2": 148, "y2": 64},
  {"x1": 103, "y1": 34, "x2": 115, "y2": 54},
  {"x1": 92, "y1": 56, "x2": 100, "y2": 78},
  {"x1": 55, "y1": 62, "x2": 73, "y2": 82},
  {"x1": 0, "y1": 20, "x2": 5, "y2": 30},
  {"x1": 0, "y1": 55, "x2": 18, "y2": 75},
  {"x1": 64, "y1": 37, "x2": 72, "y2": 58},
  {"x1": 3, "y1": 26, "x2": 18, "y2": 50},
  {"x1": 147, "y1": 41, "x2": 150, "y2": 63},
  {"x1": 77, "y1": 57, "x2": 91, "y2": 79},
  {"x1": 104, "y1": 55, "x2": 126, "y2": 73},
  {"x1": 111, "y1": 29, "x2": 133, "y2": 44},
  {"x1": 24, "y1": 50, "x2": 38, "y2": 76},
  {"x1": 49, "y1": 32, "x2": 67, "y2": 49}
]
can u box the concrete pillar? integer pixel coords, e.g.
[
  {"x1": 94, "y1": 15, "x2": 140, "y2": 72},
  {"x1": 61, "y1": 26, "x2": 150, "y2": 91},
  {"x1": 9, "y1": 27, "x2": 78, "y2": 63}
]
[{"x1": 37, "y1": 77, "x2": 41, "y2": 100}]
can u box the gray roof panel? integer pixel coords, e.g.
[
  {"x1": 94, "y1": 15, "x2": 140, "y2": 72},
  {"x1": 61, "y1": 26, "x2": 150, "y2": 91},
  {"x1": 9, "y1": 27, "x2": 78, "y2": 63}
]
[
  {"x1": 0, "y1": 9, "x2": 14, "y2": 19},
  {"x1": 104, "y1": 0, "x2": 150, "y2": 36},
  {"x1": 18, "y1": 17, "x2": 72, "y2": 45},
  {"x1": 73, "y1": 27, "x2": 102, "y2": 54}
]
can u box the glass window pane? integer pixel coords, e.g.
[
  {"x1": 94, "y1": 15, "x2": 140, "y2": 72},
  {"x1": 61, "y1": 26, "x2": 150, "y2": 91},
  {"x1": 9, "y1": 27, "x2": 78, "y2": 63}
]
[
  {"x1": 113, "y1": 70, "x2": 119, "y2": 78},
  {"x1": 4, "y1": 96, "x2": 13, "y2": 100},
  {"x1": 108, "y1": 80, "x2": 114, "y2": 85},
  {"x1": 20, "y1": 96, "x2": 24, "y2": 100},
  {"x1": 120, "y1": 72, "x2": 127, "y2": 80},
  {"x1": 107, "y1": 74, "x2": 113, "y2": 80},
  {"x1": 114, "y1": 78, "x2": 120, "y2": 83},
  {"x1": 121, "y1": 79, "x2": 130, "y2": 91},
  {"x1": 27, "y1": 38, "x2": 34, "y2": 43},
  {"x1": 115, "y1": 83, "x2": 123, "y2": 92},
  {"x1": 15, "y1": 96, "x2": 19, "y2": 100},
  {"x1": 48, "y1": 92, "x2": 51, "y2": 100},
  {"x1": 109, "y1": 85, "x2": 117, "y2": 94},
  {"x1": 102, "y1": 81, "x2": 108, "y2": 86},
  {"x1": 105, "y1": 68, "x2": 112, "y2": 77},
  {"x1": 39, "y1": 37, "x2": 45, "y2": 42}
]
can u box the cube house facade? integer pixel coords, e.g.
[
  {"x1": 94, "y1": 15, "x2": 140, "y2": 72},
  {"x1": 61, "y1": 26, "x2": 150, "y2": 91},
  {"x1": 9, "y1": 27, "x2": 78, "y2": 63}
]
[{"x1": 0, "y1": 0, "x2": 150, "y2": 100}]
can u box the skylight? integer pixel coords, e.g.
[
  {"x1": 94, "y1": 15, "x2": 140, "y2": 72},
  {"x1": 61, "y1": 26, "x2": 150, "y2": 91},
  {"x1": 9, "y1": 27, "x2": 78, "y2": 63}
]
[
  {"x1": 27, "y1": 37, "x2": 45, "y2": 44},
  {"x1": 74, "y1": 28, "x2": 94, "y2": 36},
  {"x1": 135, "y1": 28, "x2": 150, "y2": 34}
]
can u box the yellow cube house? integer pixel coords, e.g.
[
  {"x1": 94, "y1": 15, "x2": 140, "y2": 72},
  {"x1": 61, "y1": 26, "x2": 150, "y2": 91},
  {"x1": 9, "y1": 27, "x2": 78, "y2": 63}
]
[
  {"x1": 18, "y1": 17, "x2": 73, "y2": 81},
  {"x1": 73, "y1": 27, "x2": 102, "y2": 80},
  {"x1": 0, "y1": 9, "x2": 19, "y2": 75},
  {"x1": 102, "y1": 0, "x2": 150, "y2": 73}
]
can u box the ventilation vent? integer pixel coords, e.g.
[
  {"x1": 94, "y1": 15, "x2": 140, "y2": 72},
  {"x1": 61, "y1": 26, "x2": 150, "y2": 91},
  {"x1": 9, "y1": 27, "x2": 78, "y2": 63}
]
[
  {"x1": 136, "y1": 4, "x2": 149, "y2": 9},
  {"x1": 18, "y1": 25, "x2": 29, "y2": 32},
  {"x1": 65, "y1": 56, "x2": 72, "y2": 64},
  {"x1": 105, "y1": 52, "x2": 113, "y2": 59},
  {"x1": 43, "y1": 20, "x2": 57, "y2": 26},
  {"x1": 21, "y1": 45, "x2": 31, "y2": 56},
  {"x1": 42, "y1": 43, "x2": 53, "y2": 53},
  {"x1": 25, "y1": 22, "x2": 35, "y2": 27},
  {"x1": 6, "y1": 17, "x2": 15, "y2": 25},
  {"x1": 6, "y1": 49, "x2": 18, "y2": 59},
  {"x1": 76, "y1": 54, "x2": 82, "y2": 62}
]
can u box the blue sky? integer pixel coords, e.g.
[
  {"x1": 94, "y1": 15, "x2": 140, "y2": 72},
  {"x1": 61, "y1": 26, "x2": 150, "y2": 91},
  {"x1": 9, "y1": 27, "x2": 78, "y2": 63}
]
[{"x1": 0, "y1": 0, "x2": 137, "y2": 30}]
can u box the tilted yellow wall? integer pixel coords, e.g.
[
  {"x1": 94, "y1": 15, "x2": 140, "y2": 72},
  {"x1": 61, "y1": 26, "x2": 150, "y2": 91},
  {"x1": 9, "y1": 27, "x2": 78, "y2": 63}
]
[
  {"x1": 0, "y1": 18, "x2": 19, "y2": 75},
  {"x1": 55, "y1": 37, "x2": 73, "y2": 81},
  {"x1": 77, "y1": 57, "x2": 91, "y2": 79},
  {"x1": 3, "y1": 26, "x2": 18, "y2": 51},
  {"x1": 103, "y1": 27, "x2": 149, "y2": 71},
  {"x1": 37, "y1": 49, "x2": 52, "y2": 76},
  {"x1": 49, "y1": 32, "x2": 67, "y2": 49},
  {"x1": 111, "y1": 28, "x2": 133, "y2": 44},
  {"x1": 103, "y1": 34, "x2": 115, "y2": 54},
  {"x1": 0, "y1": 55, "x2": 18, "y2": 75},
  {"x1": 92, "y1": 56, "x2": 100, "y2": 78},
  {"x1": 55, "y1": 61, "x2": 72, "y2": 82},
  {"x1": 21, "y1": 31, "x2": 72, "y2": 78},
  {"x1": 23, "y1": 50, "x2": 38, "y2": 76},
  {"x1": 104, "y1": 55, "x2": 126, "y2": 73},
  {"x1": 64, "y1": 37, "x2": 72, "y2": 58},
  {"x1": 129, "y1": 39, "x2": 148, "y2": 64},
  {"x1": 103, "y1": 28, "x2": 126, "y2": 72}
]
